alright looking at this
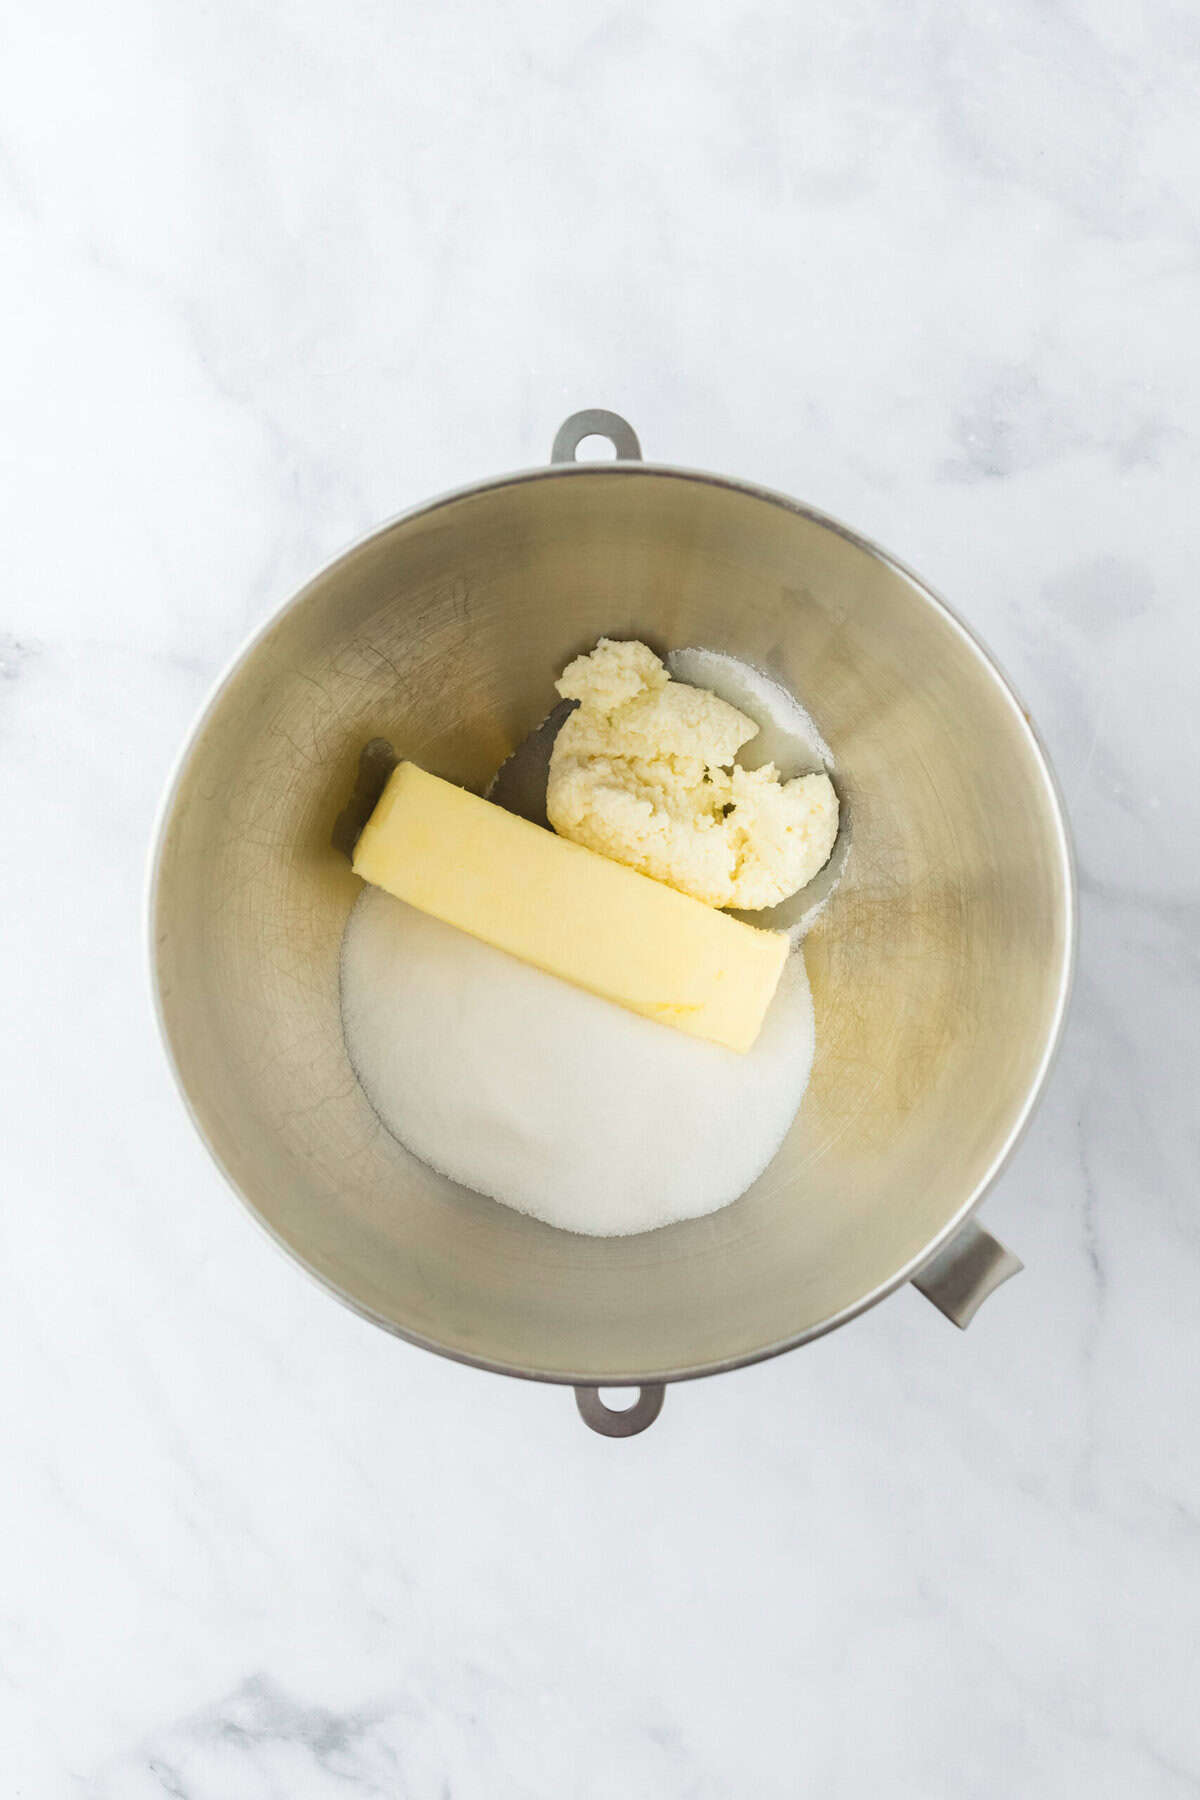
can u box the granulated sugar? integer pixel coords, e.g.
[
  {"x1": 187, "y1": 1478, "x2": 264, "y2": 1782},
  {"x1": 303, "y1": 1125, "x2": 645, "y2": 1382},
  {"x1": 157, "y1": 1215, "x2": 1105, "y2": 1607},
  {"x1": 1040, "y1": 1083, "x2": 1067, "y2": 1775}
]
[{"x1": 340, "y1": 887, "x2": 815, "y2": 1238}]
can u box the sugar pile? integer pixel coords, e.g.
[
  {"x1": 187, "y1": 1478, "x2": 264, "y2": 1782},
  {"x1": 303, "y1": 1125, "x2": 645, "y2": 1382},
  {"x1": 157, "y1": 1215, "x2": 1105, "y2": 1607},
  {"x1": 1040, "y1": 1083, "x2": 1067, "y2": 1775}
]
[{"x1": 340, "y1": 887, "x2": 815, "y2": 1238}]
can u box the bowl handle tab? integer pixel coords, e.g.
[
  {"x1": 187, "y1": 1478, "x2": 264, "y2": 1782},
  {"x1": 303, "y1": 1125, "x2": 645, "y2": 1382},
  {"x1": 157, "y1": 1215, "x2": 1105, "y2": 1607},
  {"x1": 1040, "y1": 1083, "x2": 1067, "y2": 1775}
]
[
  {"x1": 911, "y1": 1218, "x2": 1023, "y2": 1328},
  {"x1": 551, "y1": 409, "x2": 643, "y2": 464},
  {"x1": 574, "y1": 1384, "x2": 665, "y2": 1437}
]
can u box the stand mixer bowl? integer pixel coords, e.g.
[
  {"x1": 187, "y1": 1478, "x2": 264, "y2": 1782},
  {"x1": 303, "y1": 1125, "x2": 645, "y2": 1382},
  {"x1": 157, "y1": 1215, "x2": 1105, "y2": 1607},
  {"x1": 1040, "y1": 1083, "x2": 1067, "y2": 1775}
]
[{"x1": 149, "y1": 411, "x2": 1074, "y2": 1435}]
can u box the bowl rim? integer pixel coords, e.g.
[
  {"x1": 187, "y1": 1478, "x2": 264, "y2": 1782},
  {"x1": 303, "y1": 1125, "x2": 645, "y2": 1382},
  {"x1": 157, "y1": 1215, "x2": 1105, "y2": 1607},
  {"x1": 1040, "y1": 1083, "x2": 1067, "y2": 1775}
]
[{"x1": 146, "y1": 457, "x2": 1078, "y2": 1388}]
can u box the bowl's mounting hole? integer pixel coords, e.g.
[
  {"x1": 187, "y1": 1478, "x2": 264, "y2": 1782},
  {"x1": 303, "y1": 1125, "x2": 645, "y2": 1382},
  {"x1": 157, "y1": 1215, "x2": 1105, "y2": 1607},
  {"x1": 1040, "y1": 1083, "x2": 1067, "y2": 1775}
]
[{"x1": 573, "y1": 433, "x2": 618, "y2": 460}]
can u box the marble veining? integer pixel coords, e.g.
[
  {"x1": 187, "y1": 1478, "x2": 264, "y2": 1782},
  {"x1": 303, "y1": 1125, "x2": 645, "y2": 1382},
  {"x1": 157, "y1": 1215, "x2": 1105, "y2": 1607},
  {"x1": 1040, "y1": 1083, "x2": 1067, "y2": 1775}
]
[{"x1": 2, "y1": 1, "x2": 1198, "y2": 1794}]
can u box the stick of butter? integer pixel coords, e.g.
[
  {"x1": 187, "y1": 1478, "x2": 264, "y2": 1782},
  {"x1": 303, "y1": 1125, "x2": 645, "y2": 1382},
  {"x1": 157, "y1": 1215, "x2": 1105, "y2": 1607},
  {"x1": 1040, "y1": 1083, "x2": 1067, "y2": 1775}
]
[{"x1": 352, "y1": 761, "x2": 789, "y2": 1053}]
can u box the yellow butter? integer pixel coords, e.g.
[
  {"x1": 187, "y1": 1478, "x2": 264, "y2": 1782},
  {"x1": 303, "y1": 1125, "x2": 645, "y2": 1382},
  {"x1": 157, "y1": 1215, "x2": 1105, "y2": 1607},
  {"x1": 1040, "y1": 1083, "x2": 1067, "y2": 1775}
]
[{"x1": 352, "y1": 761, "x2": 789, "y2": 1053}]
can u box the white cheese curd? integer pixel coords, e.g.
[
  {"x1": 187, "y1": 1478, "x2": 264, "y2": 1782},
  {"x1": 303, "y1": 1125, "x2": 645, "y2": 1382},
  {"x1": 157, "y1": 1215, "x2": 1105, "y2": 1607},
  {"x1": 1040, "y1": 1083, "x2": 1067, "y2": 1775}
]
[{"x1": 546, "y1": 639, "x2": 838, "y2": 910}]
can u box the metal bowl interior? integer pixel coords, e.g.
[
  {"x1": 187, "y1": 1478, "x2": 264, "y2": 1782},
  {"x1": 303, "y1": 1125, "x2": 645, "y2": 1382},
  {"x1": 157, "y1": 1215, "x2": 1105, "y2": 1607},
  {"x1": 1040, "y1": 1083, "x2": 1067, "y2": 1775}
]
[{"x1": 151, "y1": 465, "x2": 1073, "y2": 1385}]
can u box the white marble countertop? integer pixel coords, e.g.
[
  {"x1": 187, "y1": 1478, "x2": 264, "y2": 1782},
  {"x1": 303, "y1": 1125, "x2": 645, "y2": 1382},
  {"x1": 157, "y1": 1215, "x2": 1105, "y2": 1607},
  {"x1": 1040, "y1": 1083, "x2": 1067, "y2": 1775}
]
[{"x1": 3, "y1": 3, "x2": 1198, "y2": 1794}]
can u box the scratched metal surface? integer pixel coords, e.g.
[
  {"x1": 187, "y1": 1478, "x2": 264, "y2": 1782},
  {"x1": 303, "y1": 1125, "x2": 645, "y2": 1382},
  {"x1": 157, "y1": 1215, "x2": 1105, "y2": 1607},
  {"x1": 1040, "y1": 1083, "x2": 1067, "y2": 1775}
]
[{"x1": 150, "y1": 464, "x2": 1072, "y2": 1384}]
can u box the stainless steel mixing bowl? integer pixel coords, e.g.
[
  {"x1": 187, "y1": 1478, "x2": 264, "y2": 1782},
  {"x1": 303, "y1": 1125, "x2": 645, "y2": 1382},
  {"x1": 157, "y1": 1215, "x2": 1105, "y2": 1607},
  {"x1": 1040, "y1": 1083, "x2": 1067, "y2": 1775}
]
[{"x1": 149, "y1": 410, "x2": 1074, "y2": 1435}]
